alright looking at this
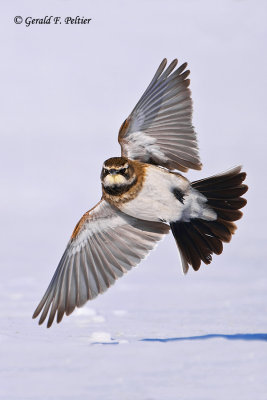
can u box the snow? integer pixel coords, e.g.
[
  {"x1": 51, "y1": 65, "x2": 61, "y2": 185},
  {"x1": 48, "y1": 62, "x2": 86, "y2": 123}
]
[
  {"x1": 1, "y1": 0, "x2": 267, "y2": 399},
  {"x1": 1, "y1": 253, "x2": 267, "y2": 399}
]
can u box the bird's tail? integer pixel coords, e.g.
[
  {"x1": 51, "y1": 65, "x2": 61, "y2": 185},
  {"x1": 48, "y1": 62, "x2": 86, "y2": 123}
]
[{"x1": 170, "y1": 166, "x2": 248, "y2": 273}]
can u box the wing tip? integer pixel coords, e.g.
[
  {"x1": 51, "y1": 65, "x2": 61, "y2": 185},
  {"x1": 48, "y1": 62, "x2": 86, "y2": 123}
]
[
  {"x1": 32, "y1": 304, "x2": 42, "y2": 320},
  {"x1": 32, "y1": 311, "x2": 38, "y2": 320},
  {"x1": 161, "y1": 57, "x2": 167, "y2": 66},
  {"x1": 32, "y1": 305, "x2": 50, "y2": 327},
  {"x1": 170, "y1": 58, "x2": 178, "y2": 67},
  {"x1": 46, "y1": 319, "x2": 53, "y2": 328}
]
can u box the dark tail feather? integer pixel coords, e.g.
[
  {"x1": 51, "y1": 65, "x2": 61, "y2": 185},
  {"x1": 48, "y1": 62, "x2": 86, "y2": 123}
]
[{"x1": 170, "y1": 166, "x2": 248, "y2": 273}]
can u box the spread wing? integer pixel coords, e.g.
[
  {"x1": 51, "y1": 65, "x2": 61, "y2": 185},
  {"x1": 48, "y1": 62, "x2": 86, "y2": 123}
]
[
  {"x1": 33, "y1": 200, "x2": 169, "y2": 327},
  {"x1": 118, "y1": 58, "x2": 202, "y2": 172}
]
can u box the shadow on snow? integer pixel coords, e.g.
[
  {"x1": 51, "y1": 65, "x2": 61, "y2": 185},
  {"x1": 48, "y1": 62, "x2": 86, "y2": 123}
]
[{"x1": 141, "y1": 333, "x2": 267, "y2": 343}]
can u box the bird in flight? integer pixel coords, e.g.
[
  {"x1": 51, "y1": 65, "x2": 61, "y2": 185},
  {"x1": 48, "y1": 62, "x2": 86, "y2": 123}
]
[{"x1": 33, "y1": 58, "x2": 248, "y2": 327}]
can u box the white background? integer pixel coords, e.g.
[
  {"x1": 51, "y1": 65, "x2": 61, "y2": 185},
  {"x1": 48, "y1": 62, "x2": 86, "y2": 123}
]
[{"x1": 1, "y1": 1, "x2": 267, "y2": 399}]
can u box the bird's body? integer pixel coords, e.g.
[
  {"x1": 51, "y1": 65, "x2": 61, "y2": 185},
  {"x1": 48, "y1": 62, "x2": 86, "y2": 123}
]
[
  {"x1": 102, "y1": 158, "x2": 215, "y2": 224},
  {"x1": 33, "y1": 58, "x2": 248, "y2": 327},
  {"x1": 117, "y1": 163, "x2": 189, "y2": 223}
]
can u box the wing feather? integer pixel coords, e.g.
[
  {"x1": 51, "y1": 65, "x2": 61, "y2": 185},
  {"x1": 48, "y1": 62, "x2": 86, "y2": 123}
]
[
  {"x1": 118, "y1": 59, "x2": 202, "y2": 172},
  {"x1": 33, "y1": 200, "x2": 169, "y2": 327}
]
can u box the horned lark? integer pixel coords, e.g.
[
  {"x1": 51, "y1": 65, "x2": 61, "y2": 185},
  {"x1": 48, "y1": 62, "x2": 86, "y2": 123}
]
[{"x1": 33, "y1": 58, "x2": 248, "y2": 327}]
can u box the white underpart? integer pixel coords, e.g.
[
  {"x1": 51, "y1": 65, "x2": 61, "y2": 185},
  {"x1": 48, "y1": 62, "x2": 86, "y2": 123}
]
[
  {"x1": 182, "y1": 188, "x2": 216, "y2": 222},
  {"x1": 124, "y1": 131, "x2": 167, "y2": 162},
  {"x1": 120, "y1": 166, "x2": 216, "y2": 223}
]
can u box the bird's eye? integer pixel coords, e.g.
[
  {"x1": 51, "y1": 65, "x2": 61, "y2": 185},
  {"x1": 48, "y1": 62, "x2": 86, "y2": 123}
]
[{"x1": 120, "y1": 168, "x2": 127, "y2": 174}]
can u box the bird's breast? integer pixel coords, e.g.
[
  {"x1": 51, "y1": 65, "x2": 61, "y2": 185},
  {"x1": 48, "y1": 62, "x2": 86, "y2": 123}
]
[{"x1": 118, "y1": 166, "x2": 190, "y2": 223}]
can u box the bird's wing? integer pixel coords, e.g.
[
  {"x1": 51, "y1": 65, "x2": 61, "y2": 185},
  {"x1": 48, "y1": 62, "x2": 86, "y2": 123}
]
[
  {"x1": 33, "y1": 200, "x2": 169, "y2": 327},
  {"x1": 118, "y1": 58, "x2": 202, "y2": 172}
]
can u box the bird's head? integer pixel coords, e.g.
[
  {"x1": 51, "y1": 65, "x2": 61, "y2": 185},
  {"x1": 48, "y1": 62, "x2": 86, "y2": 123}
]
[{"x1": 101, "y1": 157, "x2": 137, "y2": 195}]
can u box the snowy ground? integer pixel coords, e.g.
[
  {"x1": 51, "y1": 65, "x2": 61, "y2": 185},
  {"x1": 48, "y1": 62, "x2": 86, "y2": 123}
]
[
  {"x1": 1, "y1": 237, "x2": 267, "y2": 400},
  {"x1": 1, "y1": 0, "x2": 267, "y2": 399}
]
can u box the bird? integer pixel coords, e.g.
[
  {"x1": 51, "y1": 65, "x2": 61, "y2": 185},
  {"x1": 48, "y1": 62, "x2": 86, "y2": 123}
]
[{"x1": 33, "y1": 58, "x2": 248, "y2": 327}]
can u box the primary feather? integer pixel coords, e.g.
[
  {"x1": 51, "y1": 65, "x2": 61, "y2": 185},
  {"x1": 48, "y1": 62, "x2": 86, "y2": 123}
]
[{"x1": 118, "y1": 58, "x2": 202, "y2": 172}]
